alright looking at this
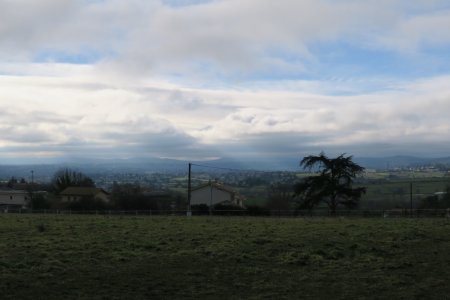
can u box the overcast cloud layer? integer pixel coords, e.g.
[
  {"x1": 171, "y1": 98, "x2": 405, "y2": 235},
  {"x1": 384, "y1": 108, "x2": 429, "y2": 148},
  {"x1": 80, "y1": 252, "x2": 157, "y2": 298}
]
[{"x1": 1, "y1": 0, "x2": 450, "y2": 164}]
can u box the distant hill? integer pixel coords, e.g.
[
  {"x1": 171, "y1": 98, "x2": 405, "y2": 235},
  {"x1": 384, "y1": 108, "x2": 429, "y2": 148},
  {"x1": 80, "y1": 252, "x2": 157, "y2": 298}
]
[
  {"x1": 1, "y1": 155, "x2": 450, "y2": 180},
  {"x1": 354, "y1": 156, "x2": 450, "y2": 169}
]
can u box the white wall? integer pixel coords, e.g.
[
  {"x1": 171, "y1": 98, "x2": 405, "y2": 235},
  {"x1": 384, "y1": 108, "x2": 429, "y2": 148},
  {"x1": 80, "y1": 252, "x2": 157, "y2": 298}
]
[{"x1": 0, "y1": 191, "x2": 28, "y2": 207}]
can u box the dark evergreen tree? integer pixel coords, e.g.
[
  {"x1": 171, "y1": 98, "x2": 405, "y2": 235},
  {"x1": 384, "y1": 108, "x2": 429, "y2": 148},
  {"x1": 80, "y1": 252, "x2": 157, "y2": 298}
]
[{"x1": 294, "y1": 152, "x2": 366, "y2": 214}]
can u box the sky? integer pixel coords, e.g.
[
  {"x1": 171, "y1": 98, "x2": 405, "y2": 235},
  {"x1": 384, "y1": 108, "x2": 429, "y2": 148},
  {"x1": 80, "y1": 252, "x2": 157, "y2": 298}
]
[{"x1": 1, "y1": 0, "x2": 450, "y2": 164}]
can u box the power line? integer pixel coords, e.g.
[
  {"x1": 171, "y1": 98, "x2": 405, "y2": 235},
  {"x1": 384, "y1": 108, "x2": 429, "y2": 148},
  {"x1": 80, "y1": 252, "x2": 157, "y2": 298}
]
[{"x1": 190, "y1": 163, "x2": 278, "y2": 173}]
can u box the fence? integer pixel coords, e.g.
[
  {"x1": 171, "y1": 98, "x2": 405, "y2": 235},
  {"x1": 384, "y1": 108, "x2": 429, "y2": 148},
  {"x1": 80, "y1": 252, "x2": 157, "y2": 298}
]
[{"x1": 1, "y1": 208, "x2": 450, "y2": 218}]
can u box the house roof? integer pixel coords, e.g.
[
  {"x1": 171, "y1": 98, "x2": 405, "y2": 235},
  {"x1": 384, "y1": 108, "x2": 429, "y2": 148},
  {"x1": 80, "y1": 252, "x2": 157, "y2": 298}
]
[
  {"x1": 10, "y1": 183, "x2": 40, "y2": 190},
  {"x1": 191, "y1": 182, "x2": 236, "y2": 194},
  {"x1": 60, "y1": 187, "x2": 109, "y2": 196},
  {"x1": 0, "y1": 189, "x2": 28, "y2": 195},
  {"x1": 191, "y1": 182, "x2": 246, "y2": 205}
]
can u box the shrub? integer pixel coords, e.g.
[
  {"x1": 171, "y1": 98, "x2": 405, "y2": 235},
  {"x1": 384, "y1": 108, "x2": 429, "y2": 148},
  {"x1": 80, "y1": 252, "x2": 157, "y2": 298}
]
[
  {"x1": 191, "y1": 204, "x2": 210, "y2": 215},
  {"x1": 245, "y1": 205, "x2": 270, "y2": 216},
  {"x1": 213, "y1": 203, "x2": 245, "y2": 216}
]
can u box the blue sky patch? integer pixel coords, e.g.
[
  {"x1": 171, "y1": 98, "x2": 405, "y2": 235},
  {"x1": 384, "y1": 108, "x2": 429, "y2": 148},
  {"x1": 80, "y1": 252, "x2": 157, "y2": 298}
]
[{"x1": 33, "y1": 48, "x2": 107, "y2": 65}]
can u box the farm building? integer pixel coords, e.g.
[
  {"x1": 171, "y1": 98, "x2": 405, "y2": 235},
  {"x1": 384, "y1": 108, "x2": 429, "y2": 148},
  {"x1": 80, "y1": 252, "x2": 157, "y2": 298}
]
[
  {"x1": 0, "y1": 189, "x2": 29, "y2": 209},
  {"x1": 191, "y1": 182, "x2": 244, "y2": 207},
  {"x1": 60, "y1": 187, "x2": 110, "y2": 203}
]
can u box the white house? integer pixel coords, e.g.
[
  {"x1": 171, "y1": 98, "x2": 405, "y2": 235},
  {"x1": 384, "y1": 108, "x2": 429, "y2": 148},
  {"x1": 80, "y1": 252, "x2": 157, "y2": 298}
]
[
  {"x1": 60, "y1": 187, "x2": 110, "y2": 203},
  {"x1": 191, "y1": 182, "x2": 244, "y2": 207},
  {"x1": 0, "y1": 189, "x2": 29, "y2": 209}
]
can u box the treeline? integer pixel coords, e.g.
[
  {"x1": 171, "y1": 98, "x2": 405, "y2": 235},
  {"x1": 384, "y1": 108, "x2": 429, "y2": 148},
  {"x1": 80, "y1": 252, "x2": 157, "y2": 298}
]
[
  {"x1": 2, "y1": 168, "x2": 186, "y2": 211},
  {"x1": 110, "y1": 182, "x2": 185, "y2": 211},
  {"x1": 27, "y1": 183, "x2": 186, "y2": 211}
]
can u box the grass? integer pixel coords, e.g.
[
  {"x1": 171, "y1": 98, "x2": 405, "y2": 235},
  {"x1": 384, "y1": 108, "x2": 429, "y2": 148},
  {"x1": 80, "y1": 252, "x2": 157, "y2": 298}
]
[
  {"x1": 1, "y1": 215, "x2": 450, "y2": 299},
  {"x1": 358, "y1": 177, "x2": 450, "y2": 209}
]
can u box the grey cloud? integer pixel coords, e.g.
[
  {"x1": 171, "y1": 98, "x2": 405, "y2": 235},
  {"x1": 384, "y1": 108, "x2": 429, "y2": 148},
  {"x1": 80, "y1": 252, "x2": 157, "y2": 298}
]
[
  {"x1": 101, "y1": 129, "x2": 194, "y2": 147},
  {"x1": 211, "y1": 131, "x2": 450, "y2": 160},
  {"x1": 0, "y1": 109, "x2": 81, "y2": 144},
  {"x1": 110, "y1": 0, "x2": 450, "y2": 78},
  {"x1": 162, "y1": 0, "x2": 214, "y2": 7},
  {"x1": 375, "y1": 9, "x2": 450, "y2": 52},
  {"x1": 0, "y1": 127, "x2": 217, "y2": 161},
  {"x1": 134, "y1": 87, "x2": 237, "y2": 121},
  {"x1": 231, "y1": 114, "x2": 256, "y2": 124},
  {"x1": 0, "y1": 126, "x2": 54, "y2": 143},
  {"x1": 55, "y1": 129, "x2": 221, "y2": 160},
  {"x1": 2, "y1": 0, "x2": 449, "y2": 79},
  {"x1": 0, "y1": 0, "x2": 79, "y2": 57},
  {"x1": 0, "y1": 108, "x2": 81, "y2": 127},
  {"x1": 0, "y1": 0, "x2": 159, "y2": 60},
  {"x1": 166, "y1": 90, "x2": 204, "y2": 110}
]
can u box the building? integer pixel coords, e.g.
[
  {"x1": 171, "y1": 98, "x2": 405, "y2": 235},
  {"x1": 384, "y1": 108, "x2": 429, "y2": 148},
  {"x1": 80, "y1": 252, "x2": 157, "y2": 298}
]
[
  {"x1": 0, "y1": 189, "x2": 30, "y2": 209},
  {"x1": 60, "y1": 187, "x2": 110, "y2": 203},
  {"x1": 191, "y1": 182, "x2": 244, "y2": 207}
]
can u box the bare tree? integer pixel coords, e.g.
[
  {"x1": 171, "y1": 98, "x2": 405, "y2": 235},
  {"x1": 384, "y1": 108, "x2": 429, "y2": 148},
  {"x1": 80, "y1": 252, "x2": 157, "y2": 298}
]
[{"x1": 52, "y1": 168, "x2": 95, "y2": 193}]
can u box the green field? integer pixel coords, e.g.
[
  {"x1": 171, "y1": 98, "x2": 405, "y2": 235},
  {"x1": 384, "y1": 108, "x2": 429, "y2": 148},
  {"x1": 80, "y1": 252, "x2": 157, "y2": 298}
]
[
  {"x1": 358, "y1": 178, "x2": 449, "y2": 209},
  {"x1": 1, "y1": 215, "x2": 450, "y2": 299}
]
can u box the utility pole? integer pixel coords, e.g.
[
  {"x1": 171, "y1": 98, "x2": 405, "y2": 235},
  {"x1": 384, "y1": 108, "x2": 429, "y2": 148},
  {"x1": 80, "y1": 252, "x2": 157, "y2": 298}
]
[
  {"x1": 410, "y1": 182, "x2": 413, "y2": 216},
  {"x1": 30, "y1": 170, "x2": 34, "y2": 212},
  {"x1": 209, "y1": 180, "x2": 213, "y2": 216},
  {"x1": 187, "y1": 163, "x2": 192, "y2": 216}
]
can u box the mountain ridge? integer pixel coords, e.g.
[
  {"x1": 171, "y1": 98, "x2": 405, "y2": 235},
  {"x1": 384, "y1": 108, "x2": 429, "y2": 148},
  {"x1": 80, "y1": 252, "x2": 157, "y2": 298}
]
[{"x1": 1, "y1": 155, "x2": 450, "y2": 180}]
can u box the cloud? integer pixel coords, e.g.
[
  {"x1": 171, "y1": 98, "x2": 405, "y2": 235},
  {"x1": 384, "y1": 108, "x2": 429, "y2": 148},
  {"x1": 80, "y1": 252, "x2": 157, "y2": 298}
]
[
  {"x1": 97, "y1": 0, "x2": 450, "y2": 80},
  {"x1": 1, "y1": 64, "x2": 450, "y2": 161},
  {"x1": 109, "y1": 0, "x2": 362, "y2": 77},
  {"x1": 1, "y1": 1, "x2": 450, "y2": 163},
  {"x1": 2, "y1": 0, "x2": 449, "y2": 78},
  {"x1": 188, "y1": 75, "x2": 450, "y2": 157},
  {"x1": 375, "y1": 9, "x2": 450, "y2": 52}
]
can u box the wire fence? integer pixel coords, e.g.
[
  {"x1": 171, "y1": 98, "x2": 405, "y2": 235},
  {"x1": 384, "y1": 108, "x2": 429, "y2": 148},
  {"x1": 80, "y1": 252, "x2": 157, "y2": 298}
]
[{"x1": 1, "y1": 208, "x2": 450, "y2": 218}]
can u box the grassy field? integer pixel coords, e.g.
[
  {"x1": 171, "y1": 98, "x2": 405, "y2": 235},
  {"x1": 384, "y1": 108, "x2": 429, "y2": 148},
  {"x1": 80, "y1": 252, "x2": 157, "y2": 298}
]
[
  {"x1": 358, "y1": 178, "x2": 449, "y2": 209},
  {"x1": 1, "y1": 215, "x2": 450, "y2": 299}
]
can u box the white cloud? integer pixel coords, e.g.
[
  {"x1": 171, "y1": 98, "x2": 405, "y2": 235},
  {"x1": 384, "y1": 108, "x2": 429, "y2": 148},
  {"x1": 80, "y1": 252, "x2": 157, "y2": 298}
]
[
  {"x1": 375, "y1": 9, "x2": 450, "y2": 52},
  {"x1": 2, "y1": 0, "x2": 448, "y2": 76},
  {"x1": 1, "y1": 63, "x2": 450, "y2": 159},
  {"x1": 1, "y1": 1, "x2": 450, "y2": 162},
  {"x1": 97, "y1": 0, "x2": 450, "y2": 79}
]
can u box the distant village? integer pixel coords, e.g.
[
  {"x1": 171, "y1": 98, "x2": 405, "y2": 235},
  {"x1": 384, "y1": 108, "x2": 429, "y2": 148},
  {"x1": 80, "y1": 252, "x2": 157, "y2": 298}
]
[
  {"x1": 0, "y1": 168, "x2": 254, "y2": 213},
  {"x1": 1, "y1": 161, "x2": 449, "y2": 213}
]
